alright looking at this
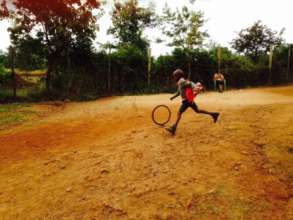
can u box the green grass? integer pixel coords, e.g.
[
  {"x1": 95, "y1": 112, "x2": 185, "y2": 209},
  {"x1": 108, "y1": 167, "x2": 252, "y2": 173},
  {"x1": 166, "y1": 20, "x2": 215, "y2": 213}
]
[
  {"x1": 0, "y1": 103, "x2": 37, "y2": 129},
  {"x1": 0, "y1": 103, "x2": 22, "y2": 112},
  {"x1": 0, "y1": 84, "x2": 46, "y2": 102},
  {"x1": 4, "y1": 68, "x2": 47, "y2": 75},
  {"x1": 0, "y1": 113, "x2": 26, "y2": 125}
]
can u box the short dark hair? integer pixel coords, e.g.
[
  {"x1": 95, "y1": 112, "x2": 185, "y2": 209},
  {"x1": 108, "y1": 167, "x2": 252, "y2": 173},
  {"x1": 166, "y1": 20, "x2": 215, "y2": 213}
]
[{"x1": 173, "y1": 69, "x2": 185, "y2": 81}]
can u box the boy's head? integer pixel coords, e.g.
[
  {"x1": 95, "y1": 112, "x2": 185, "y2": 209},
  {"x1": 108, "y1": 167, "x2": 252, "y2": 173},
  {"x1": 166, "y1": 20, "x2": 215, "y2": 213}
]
[{"x1": 173, "y1": 69, "x2": 186, "y2": 82}]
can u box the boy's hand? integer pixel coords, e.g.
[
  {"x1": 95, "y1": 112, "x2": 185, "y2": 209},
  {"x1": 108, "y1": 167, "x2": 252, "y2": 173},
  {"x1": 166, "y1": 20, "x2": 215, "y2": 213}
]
[{"x1": 170, "y1": 92, "x2": 179, "y2": 101}]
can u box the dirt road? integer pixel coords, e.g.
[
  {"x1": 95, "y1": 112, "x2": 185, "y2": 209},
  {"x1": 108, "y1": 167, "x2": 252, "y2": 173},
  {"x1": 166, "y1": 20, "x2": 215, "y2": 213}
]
[{"x1": 0, "y1": 86, "x2": 293, "y2": 219}]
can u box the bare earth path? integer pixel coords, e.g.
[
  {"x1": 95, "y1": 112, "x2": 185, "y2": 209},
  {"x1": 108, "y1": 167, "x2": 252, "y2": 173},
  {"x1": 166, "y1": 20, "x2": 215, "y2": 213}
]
[{"x1": 0, "y1": 86, "x2": 293, "y2": 219}]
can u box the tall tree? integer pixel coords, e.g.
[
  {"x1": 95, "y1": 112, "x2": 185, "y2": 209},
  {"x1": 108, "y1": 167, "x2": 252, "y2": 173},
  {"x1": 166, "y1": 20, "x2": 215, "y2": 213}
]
[
  {"x1": 231, "y1": 21, "x2": 284, "y2": 62},
  {"x1": 14, "y1": 36, "x2": 46, "y2": 70},
  {"x1": 2, "y1": 0, "x2": 101, "y2": 90},
  {"x1": 107, "y1": 0, "x2": 155, "y2": 91},
  {"x1": 0, "y1": 50, "x2": 8, "y2": 68},
  {"x1": 0, "y1": 0, "x2": 8, "y2": 19},
  {"x1": 108, "y1": 0, "x2": 155, "y2": 50},
  {"x1": 160, "y1": 2, "x2": 207, "y2": 50},
  {"x1": 159, "y1": 2, "x2": 207, "y2": 77}
]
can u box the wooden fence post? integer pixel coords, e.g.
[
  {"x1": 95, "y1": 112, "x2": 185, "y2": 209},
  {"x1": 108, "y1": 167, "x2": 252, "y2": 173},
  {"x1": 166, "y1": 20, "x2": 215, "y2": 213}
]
[
  {"x1": 9, "y1": 46, "x2": 17, "y2": 100},
  {"x1": 287, "y1": 44, "x2": 291, "y2": 82}
]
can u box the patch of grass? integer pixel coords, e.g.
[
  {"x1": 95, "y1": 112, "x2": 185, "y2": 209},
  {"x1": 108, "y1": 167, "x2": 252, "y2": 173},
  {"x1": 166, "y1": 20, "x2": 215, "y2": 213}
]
[
  {"x1": 229, "y1": 199, "x2": 271, "y2": 220},
  {"x1": 0, "y1": 103, "x2": 36, "y2": 129},
  {"x1": 0, "y1": 113, "x2": 26, "y2": 125},
  {"x1": 0, "y1": 103, "x2": 23, "y2": 112},
  {"x1": 0, "y1": 84, "x2": 47, "y2": 102}
]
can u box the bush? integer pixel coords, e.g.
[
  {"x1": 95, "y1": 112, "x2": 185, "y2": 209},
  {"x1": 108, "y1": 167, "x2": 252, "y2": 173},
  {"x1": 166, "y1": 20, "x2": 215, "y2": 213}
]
[{"x1": 0, "y1": 67, "x2": 11, "y2": 87}]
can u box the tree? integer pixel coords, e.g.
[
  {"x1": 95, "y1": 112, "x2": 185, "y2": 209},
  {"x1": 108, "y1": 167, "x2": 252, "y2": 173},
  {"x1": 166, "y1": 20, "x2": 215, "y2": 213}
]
[
  {"x1": 14, "y1": 36, "x2": 46, "y2": 70},
  {"x1": 231, "y1": 21, "x2": 284, "y2": 62},
  {"x1": 0, "y1": 50, "x2": 8, "y2": 68},
  {"x1": 97, "y1": 42, "x2": 117, "y2": 93},
  {"x1": 108, "y1": 0, "x2": 155, "y2": 50},
  {"x1": 0, "y1": 0, "x2": 8, "y2": 19},
  {"x1": 160, "y1": 2, "x2": 207, "y2": 50},
  {"x1": 2, "y1": 0, "x2": 101, "y2": 90},
  {"x1": 8, "y1": 46, "x2": 16, "y2": 100},
  {"x1": 268, "y1": 43, "x2": 293, "y2": 83},
  {"x1": 159, "y1": 2, "x2": 207, "y2": 77},
  {"x1": 108, "y1": 0, "x2": 155, "y2": 91}
]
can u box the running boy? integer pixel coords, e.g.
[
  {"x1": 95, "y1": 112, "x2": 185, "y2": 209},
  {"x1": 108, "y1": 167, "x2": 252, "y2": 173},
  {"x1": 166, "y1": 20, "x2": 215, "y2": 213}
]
[{"x1": 166, "y1": 69, "x2": 220, "y2": 135}]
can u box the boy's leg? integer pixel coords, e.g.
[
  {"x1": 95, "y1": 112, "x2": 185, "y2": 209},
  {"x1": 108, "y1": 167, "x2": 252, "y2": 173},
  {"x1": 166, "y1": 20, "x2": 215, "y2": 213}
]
[
  {"x1": 166, "y1": 101, "x2": 188, "y2": 135},
  {"x1": 191, "y1": 102, "x2": 220, "y2": 123},
  {"x1": 216, "y1": 80, "x2": 220, "y2": 91},
  {"x1": 219, "y1": 81, "x2": 224, "y2": 92},
  {"x1": 173, "y1": 111, "x2": 182, "y2": 129},
  {"x1": 213, "y1": 80, "x2": 217, "y2": 91}
]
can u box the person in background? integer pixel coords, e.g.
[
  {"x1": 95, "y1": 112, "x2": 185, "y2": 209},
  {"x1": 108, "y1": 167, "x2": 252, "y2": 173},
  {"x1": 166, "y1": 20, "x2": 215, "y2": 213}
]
[{"x1": 213, "y1": 72, "x2": 225, "y2": 92}]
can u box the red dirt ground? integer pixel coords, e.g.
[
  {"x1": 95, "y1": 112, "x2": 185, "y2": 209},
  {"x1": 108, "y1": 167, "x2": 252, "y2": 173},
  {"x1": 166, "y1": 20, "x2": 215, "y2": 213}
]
[{"x1": 0, "y1": 86, "x2": 293, "y2": 219}]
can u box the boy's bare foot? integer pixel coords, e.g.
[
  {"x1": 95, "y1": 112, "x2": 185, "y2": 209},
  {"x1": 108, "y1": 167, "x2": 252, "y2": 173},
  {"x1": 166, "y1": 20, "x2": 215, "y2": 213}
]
[
  {"x1": 166, "y1": 125, "x2": 176, "y2": 135},
  {"x1": 212, "y1": 112, "x2": 220, "y2": 123}
]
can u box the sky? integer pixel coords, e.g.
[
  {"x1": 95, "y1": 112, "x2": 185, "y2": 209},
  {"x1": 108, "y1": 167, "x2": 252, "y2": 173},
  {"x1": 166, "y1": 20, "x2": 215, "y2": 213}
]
[{"x1": 0, "y1": 0, "x2": 292, "y2": 57}]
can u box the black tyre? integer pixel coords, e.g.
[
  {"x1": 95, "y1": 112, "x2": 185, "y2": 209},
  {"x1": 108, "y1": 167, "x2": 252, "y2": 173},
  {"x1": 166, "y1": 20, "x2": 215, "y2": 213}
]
[{"x1": 151, "y1": 104, "x2": 171, "y2": 126}]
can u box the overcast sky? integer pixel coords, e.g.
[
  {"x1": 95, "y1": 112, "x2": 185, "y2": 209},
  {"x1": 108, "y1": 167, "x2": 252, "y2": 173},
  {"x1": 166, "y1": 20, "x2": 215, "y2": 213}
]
[{"x1": 0, "y1": 0, "x2": 292, "y2": 57}]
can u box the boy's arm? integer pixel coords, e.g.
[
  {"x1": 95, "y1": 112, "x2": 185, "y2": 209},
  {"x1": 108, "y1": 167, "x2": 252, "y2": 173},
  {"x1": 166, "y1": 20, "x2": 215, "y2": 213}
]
[
  {"x1": 192, "y1": 82, "x2": 204, "y2": 94},
  {"x1": 220, "y1": 74, "x2": 225, "y2": 80},
  {"x1": 170, "y1": 79, "x2": 188, "y2": 100},
  {"x1": 170, "y1": 90, "x2": 180, "y2": 100}
]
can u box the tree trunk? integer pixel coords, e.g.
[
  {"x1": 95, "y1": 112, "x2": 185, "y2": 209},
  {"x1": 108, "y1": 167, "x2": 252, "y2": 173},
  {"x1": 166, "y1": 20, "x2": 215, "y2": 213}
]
[
  {"x1": 107, "y1": 50, "x2": 112, "y2": 93},
  {"x1": 46, "y1": 58, "x2": 53, "y2": 91},
  {"x1": 46, "y1": 69, "x2": 51, "y2": 91},
  {"x1": 217, "y1": 47, "x2": 221, "y2": 73},
  {"x1": 9, "y1": 47, "x2": 17, "y2": 100},
  {"x1": 188, "y1": 62, "x2": 191, "y2": 79},
  {"x1": 268, "y1": 45, "x2": 274, "y2": 85},
  {"x1": 287, "y1": 45, "x2": 291, "y2": 82},
  {"x1": 147, "y1": 47, "x2": 152, "y2": 86}
]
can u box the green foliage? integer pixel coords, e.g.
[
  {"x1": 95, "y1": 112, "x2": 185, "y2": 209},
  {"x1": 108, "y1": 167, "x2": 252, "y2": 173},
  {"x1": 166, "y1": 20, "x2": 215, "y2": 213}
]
[
  {"x1": 209, "y1": 47, "x2": 232, "y2": 64},
  {"x1": 154, "y1": 48, "x2": 214, "y2": 89},
  {"x1": 0, "y1": 50, "x2": 8, "y2": 67},
  {"x1": 0, "y1": 51, "x2": 8, "y2": 80},
  {"x1": 0, "y1": 57, "x2": 10, "y2": 87},
  {"x1": 1, "y1": 1, "x2": 292, "y2": 102},
  {"x1": 111, "y1": 44, "x2": 148, "y2": 92},
  {"x1": 160, "y1": 2, "x2": 207, "y2": 50},
  {"x1": 13, "y1": 37, "x2": 46, "y2": 70},
  {"x1": 108, "y1": 0, "x2": 155, "y2": 50},
  {"x1": 0, "y1": 103, "x2": 36, "y2": 129},
  {"x1": 231, "y1": 21, "x2": 284, "y2": 62},
  {"x1": 224, "y1": 55, "x2": 260, "y2": 87},
  {"x1": 105, "y1": 0, "x2": 157, "y2": 94},
  {"x1": 269, "y1": 44, "x2": 293, "y2": 83},
  {"x1": 5, "y1": 0, "x2": 102, "y2": 91},
  {"x1": 0, "y1": 63, "x2": 5, "y2": 75}
]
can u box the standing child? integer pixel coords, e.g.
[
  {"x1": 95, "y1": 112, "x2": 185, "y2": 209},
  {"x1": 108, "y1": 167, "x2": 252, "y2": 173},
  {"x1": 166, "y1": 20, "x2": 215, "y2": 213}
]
[
  {"x1": 213, "y1": 72, "x2": 225, "y2": 92},
  {"x1": 166, "y1": 69, "x2": 220, "y2": 135}
]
